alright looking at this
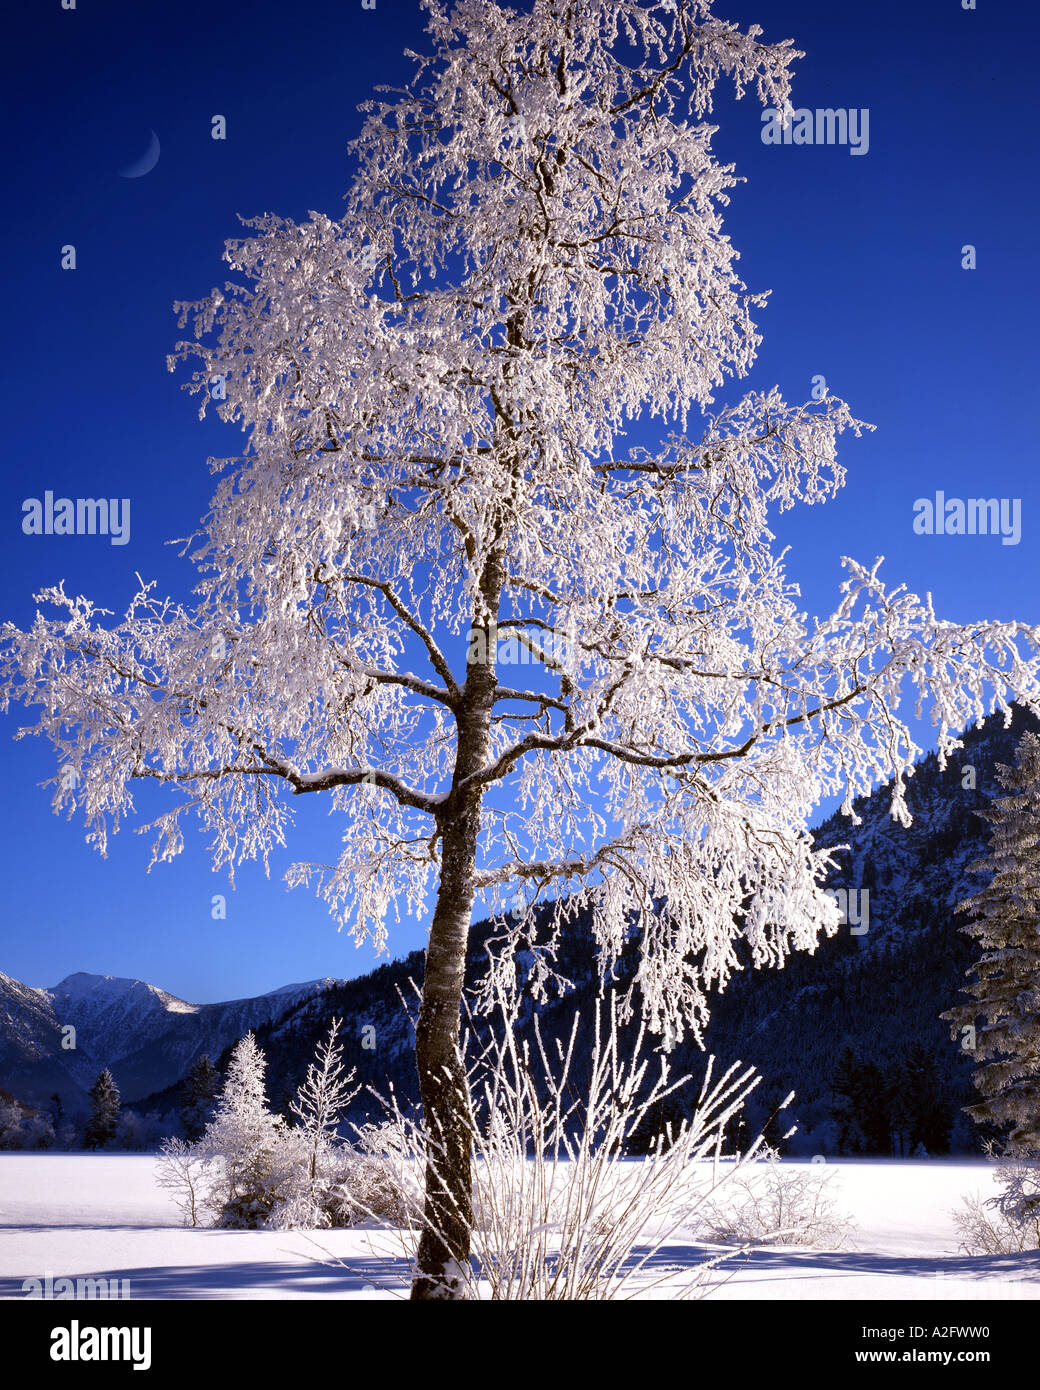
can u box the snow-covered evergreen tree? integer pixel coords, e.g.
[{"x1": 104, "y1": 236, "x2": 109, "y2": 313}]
[
  {"x1": 85, "y1": 1069, "x2": 121, "y2": 1150},
  {"x1": 290, "y1": 1018, "x2": 358, "y2": 1181},
  {"x1": 200, "y1": 1033, "x2": 290, "y2": 1226},
  {"x1": 944, "y1": 731, "x2": 1040, "y2": 1155}
]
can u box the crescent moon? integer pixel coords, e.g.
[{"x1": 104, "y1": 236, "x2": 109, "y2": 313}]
[{"x1": 119, "y1": 130, "x2": 160, "y2": 179}]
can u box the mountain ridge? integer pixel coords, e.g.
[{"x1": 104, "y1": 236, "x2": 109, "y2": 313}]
[{"x1": 0, "y1": 969, "x2": 345, "y2": 1107}]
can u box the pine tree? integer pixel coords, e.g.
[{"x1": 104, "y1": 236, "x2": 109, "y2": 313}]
[
  {"x1": 944, "y1": 730, "x2": 1040, "y2": 1155},
  {"x1": 887, "y1": 1057, "x2": 914, "y2": 1157},
  {"x1": 829, "y1": 1048, "x2": 892, "y2": 1154},
  {"x1": 181, "y1": 1054, "x2": 221, "y2": 1142},
  {"x1": 902, "y1": 1040, "x2": 950, "y2": 1155},
  {"x1": 85, "y1": 1069, "x2": 121, "y2": 1150},
  {"x1": 855, "y1": 1060, "x2": 892, "y2": 1155},
  {"x1": 830, "y1": 1047, "x2": 865, "y2": 1154},
  {"x1": 290, "y1": 1018, "x2": 358, "y2": 1181},
  {"x1": 201, "y1": 1033, "x2": 288, "y2": 1227}
]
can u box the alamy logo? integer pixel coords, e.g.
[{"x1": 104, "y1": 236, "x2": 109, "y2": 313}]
[
  {"x1": 913, "y1": 493, "x2": 1021, "y2": 546},
  {"x1": 49, "y1": 1320, "x2": 151, "y2": 1372},
  {"x1": 466, "y1": 620, "x2": 577, "y2": 668},
  {"x1": 23, "y1": 1271, "x2": 130, "y2": 1300},
  {"x1": 825, "y1": 887, "x2": 869, "y2": 935},
  {"x1": 22, "y1": 491, "x2": 131, "y2": 546},
  {"x1": 761, "y1": 105, "x2": 870, "y2": 155}
]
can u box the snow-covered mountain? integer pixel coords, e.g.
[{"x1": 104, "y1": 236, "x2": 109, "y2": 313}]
[{"x1": 0, "y1": 970, "x2": 342, "y2": 1106}]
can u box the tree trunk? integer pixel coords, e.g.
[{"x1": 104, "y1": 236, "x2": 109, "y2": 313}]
[
  {"x1": 409, "y1": 816, "x2": 480, "y2": 1299},
  {"x1": 409, "y1": 597, "x2": 500, "y2": 1300}
]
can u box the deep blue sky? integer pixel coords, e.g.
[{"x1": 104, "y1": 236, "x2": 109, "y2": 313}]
[{"x1": 1, "y1": 0, "x2": 1037, "y2": 1001}]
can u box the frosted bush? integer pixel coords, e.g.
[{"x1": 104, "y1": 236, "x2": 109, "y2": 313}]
[
  {"x1": 0, "y1": 1100, "x2": 55, "y2": 1151},
  {"x1": 357, "y1": 992, "x2": 777, "y2": 1300},
  {"x1": 267, "y1": 1129, "x2": 422, "y2": 1231},
  {"x1": 697, "y1": 1151, "x2": 856, "y2": 1248},
  {"x1": 156, "y1": 1136, "x2": 218, "y2": 1228},
  {"x1": 954, "y1": 1155, "x2": 1040, "y2": 1255},
  {"x1": 326, "y1": 1132, "x2": 424, "y2": 1229},
  {"x1": 954, "y1": 1194, "x2": 1036, "y2": 1256}
]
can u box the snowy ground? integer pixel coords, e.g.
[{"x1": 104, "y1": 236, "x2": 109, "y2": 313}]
[{"x1": 1, "y1": 1154, "x2": 1038, "y2": 1300}]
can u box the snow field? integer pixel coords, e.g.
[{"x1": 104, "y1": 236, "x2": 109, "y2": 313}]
[{"x1": 0, "y1": 1154, "x2": 1037, "y2": 1300}]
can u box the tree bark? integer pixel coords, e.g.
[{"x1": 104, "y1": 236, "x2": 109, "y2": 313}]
[
  {"x1": 409, "y1": 590, "x2": 500, "y2": 1300},
  {"x1": 409, "y1": 816, "x2": 480, "y2": 1299}
]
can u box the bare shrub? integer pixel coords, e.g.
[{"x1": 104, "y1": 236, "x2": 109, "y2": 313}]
[
  {"x1": 697, "y1": 1151, "x2": 856, "y2": 1248},
  {"x1": 353, "y1": 991, "x2": 779, "y2": 1300},
  {"x1": 155, "y1": 1136, "x2": 216, "y2": 1228},
  {"x1": 954, "y1": 1155, "x2": 1040, "y2": 1255}
]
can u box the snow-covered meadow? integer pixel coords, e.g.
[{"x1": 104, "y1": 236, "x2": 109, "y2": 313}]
[{"x1": 1, "y1": 1154, "x2": 1037, "y2": 1301}]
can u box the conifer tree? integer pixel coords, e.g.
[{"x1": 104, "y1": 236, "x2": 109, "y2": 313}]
[
  {"x1": 181, "y1": 1054, "x2": 222, "y2": 1141},
  {"x1": 944, "y1": 731, "x2": 1040, "y2": 1155},
  {"x1": 290, "y1": 1018, "x2": 358, "y2": 1181},
  {"x1": 201, "y1": 1033, "x2": 288, "y2": 1226},
  {"x1": 901, "y1": 1040, "x2": 950, "y2": 1156},
  {"x1": 85, "y1": 1069, "x2": 121, "y2": 1150}
]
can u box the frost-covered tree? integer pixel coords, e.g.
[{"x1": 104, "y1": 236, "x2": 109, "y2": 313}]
[
  {"x1": 0, "y1": 1097, "x2": 28, "y2": 1150},
  {"x1": 85, "y1": 1069, "x2": 121, "y2": 1150},
  {"x1": 23, "y1": 1110, "x2": 56, "y2": 1151},
  {"x1": 156, "y1": 1136, "x2": 211, "y2": 1228},
  {"x1": 201, "y1": 1033, "x2": 289, "y2": 1227},
  {"x1": 944, "y1": 732, "x2": 1040, "y2": 1155},
  {"x1": 291, "y1": 1018, "x2": 358, "y2": 1182},
  {"x1": 3, "y1": 0, "x2": 1040, "y2": 1296}
]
